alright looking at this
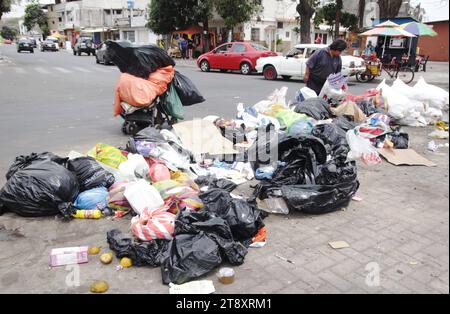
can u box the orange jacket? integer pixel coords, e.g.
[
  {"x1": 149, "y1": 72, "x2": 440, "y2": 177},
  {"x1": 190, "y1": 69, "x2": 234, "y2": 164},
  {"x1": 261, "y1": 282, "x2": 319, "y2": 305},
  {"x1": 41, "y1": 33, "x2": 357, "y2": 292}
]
[{"x1": 114, "y1": 66, "x2": 175, "y2": 116}]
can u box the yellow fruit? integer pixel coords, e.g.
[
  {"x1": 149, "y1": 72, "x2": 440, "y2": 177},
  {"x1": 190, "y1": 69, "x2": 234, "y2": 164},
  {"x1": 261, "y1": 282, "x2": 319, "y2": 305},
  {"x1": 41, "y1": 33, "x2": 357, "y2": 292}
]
[
  {"x1": 88, "y1": 247, "x2": 101, "y2": 255},
  {"x1": 90, "y1": 281, "x2": 109, "y2": 293},
  {"x1": 100, "y1": 253, "x2": 113, "y2": 265},
  {"x1": 120, "y1": 257, "x2": 132, "y2": 268}
]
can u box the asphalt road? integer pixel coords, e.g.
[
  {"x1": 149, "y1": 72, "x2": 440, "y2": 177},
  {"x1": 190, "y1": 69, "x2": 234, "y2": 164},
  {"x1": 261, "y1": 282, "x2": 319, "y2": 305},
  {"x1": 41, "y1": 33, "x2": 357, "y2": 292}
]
[{"x1": 0, "y1": 44, "x2": 387, "y2": 184}]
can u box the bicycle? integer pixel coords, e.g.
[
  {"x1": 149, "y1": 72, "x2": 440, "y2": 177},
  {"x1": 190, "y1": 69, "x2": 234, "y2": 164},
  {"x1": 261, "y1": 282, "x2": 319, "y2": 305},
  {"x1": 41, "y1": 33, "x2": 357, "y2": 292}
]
[{"x1": 356, "y1": 55, "x2": 415, "y2": 85}]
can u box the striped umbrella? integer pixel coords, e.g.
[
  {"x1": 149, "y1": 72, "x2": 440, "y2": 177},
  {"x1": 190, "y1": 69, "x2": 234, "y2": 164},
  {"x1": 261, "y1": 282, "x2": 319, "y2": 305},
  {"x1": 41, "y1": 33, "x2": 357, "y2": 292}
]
[
  {"x1": 399, "y1": 22, "x2": 438, "y2": 37},
  {"x1": 359, "y1": 20, "x2": 416, "y2": 57}
]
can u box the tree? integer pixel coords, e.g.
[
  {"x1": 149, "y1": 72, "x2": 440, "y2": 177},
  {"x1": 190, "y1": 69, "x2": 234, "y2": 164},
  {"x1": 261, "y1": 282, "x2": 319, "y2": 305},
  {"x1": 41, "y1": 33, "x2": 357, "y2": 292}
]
[
  {"x1": 0, "y1": 0, "x2": 12, "y2": 21},
  {"x1": 1, "y1": 25, "x2": 18, "y2": 39},
  {"x1": 334, "y1": 0, "x2": 342, "y2": 39},
  {"x1": 296, "y1": 0, "x2": 319, "y2": 44},
  {"x1": 215, "y1": 0, "x2": 262, "y2": 40},
  {"x1": 147, "y1": 0, "x2": 215, "y2": 52},
  {"x1": 358, "y1": 0, "x2": 366, "y2": 29},
  {"x1": 23, "y1": 1, "x2": 49, "y2": 36},
  {"x1": 378, "y1": 0, "x2": 403, "y2": 19},
  {"x1": 314, "y1": 3, "x2": 357, "y2": 36}
]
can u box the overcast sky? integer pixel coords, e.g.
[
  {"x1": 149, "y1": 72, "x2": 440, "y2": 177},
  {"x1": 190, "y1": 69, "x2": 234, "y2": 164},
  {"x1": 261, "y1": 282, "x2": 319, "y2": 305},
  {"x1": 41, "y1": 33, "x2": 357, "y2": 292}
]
[{"x1": 412, "y1": 0, "x2": 449, "y2": 22}]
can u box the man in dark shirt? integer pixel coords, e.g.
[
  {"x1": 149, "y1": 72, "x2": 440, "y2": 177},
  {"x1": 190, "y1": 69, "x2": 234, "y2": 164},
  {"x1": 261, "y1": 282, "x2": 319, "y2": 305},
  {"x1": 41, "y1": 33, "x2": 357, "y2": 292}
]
[{"x1": 304, "y1": 39, "x2": 347, "y2": 95}]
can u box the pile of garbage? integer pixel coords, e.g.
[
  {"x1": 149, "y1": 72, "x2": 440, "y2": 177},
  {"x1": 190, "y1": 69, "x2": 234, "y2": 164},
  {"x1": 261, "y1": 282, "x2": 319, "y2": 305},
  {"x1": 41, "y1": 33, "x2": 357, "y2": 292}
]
[{"x1": 0, "y1": 71, "x2": 448, "y2": 287}]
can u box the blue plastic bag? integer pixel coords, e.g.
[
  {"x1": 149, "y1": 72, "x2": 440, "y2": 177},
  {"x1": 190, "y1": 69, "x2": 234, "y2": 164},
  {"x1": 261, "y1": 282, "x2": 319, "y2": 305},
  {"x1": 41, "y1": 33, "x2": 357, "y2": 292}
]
[
  {"x1": 74, "y1": 187, "x2": 109, "y2": 210},
  {"x1": 288, "y1": 120, "x2": 314, "y2": 135}
]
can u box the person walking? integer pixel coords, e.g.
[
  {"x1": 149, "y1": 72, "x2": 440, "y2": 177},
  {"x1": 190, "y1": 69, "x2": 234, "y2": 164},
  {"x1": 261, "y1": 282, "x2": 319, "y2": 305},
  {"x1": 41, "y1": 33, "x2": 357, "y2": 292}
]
[
  {"x1": 179, "y1": 36, "x2": 188, "y2": 60},
  {"x1": 364, "y1": 40, "x2": 375, "y2": 56},
  {"x1": 304, "y1": 39, "x2": 347, "y2": 96}
]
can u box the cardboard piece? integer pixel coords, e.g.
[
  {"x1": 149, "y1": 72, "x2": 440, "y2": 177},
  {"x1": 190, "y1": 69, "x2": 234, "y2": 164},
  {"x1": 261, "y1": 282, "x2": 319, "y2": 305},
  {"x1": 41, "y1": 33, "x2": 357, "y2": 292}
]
[
  {"x1": 378, "y1": 148, "x2": 437, "y2": 167},
  {"x1": 329, "y1": 241, "x2": 350, "y2": 250},
  {"x1": 173, "y1": 120, "x2": 238, "y2": 155}
]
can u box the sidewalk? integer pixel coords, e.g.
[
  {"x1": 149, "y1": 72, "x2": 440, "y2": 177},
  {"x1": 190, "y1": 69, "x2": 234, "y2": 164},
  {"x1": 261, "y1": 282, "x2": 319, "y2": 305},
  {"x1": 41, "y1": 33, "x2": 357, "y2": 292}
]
[{"x1": 414, "y1": 62, "x2": 449, "y2": 86}]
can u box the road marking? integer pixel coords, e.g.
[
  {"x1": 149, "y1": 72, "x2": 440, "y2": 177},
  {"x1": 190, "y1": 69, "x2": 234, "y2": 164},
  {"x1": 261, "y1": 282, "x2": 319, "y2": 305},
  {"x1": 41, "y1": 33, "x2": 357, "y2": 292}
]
[
  {"x1": 35, "y1": 67, "x2": 51, "y2": 74},
  {"x1": 14, "y1": 67, "x2": 26, "y2": 74},
  {"x1": 72, "y1": 66, "x2": 92, "y2": 73},
  {"x1": 53, "y1": 67, "x2": 71, "y2": 73}
]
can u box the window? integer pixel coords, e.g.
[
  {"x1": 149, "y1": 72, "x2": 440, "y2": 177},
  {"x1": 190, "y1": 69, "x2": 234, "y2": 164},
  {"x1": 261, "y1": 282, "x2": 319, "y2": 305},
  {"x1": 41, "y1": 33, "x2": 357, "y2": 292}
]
[
  {"x1": 286, "y1": 31, "x2": 290, "y2": 38},
  {"x1": 123, "y1": 31, "x2": 135, "y2": 43},
  {"x1": 287, "y1": 48, "x2": 305, "y2": 57},
  {"x1": 306, "y1": 49, "x2": 317, "y2": 58},
  {"x1": 232, "y1": 44, "x2": 247, "y2": 53},
  {"x1": 389, "y1": 38, "x2": 405, "y2": 48},
  {"x1": 251, "y1": 28, "x2": 260, "y2": 42},
  {"x1": 277, "y1": 22, "x2": 283, "y2": 29},
  {"x1": 215, "y1": 44, "x2": 232, "y2": 53},
  {"x1": 58, "y1": 17, "x2": 62, "y2": 22},
  {"x1": 251, "y1": 43, "x2": 268, "y2": 51}
]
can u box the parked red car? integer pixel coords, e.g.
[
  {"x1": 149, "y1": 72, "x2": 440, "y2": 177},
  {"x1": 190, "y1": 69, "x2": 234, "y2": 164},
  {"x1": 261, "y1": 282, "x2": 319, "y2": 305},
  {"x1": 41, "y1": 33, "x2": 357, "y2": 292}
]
[{"x1": 197, "y1": 42, "x2": 277, "y2": 75}]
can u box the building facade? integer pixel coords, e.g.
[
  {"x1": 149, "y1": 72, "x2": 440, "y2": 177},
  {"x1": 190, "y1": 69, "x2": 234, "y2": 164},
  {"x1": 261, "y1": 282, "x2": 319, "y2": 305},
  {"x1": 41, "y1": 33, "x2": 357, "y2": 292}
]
[
  {"x1": 419, "y1": 20, "x2": 449, "y2": 62},
  {"x1": 45, "y1": 0, "x2": 156, "y2": 48}
]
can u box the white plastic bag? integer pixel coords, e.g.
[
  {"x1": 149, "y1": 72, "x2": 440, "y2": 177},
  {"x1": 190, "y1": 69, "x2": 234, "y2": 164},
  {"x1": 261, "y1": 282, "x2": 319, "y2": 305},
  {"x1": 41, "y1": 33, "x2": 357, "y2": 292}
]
[
  {"x1": 124, "y1": 179, "x2": 164, "y2": 215},
  {"x1": 299, "y1": 87, "x2": 318, "y2": 100},
  {"x1": 346, "y1": 130, "x2": 382, "y2": 165},
  {"x1": 118, "y1": 153, "x2": 149, "y2": 180},
  {"x1": 319, "y1": 73, "x2": 347, "y2": 101},
  {"x1": 414, "y1": 77, "x2": 449, "y2": 110}
]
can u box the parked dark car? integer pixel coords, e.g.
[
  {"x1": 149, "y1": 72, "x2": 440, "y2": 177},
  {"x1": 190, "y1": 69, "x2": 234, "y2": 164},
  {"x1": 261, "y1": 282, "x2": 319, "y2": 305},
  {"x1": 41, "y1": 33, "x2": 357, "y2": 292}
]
[
  {"x1": 73, "y1": 37, "x2": 96, "y2": 56},
  {"x1": 40, "y1": 40, "x2": 58, "y2": 52},
  {"x1": 17, "y1": 39, "x2": 34, "y2": 53},
  {"x1": 95, "y1": 42, "x2": 112, "y2": 65}
]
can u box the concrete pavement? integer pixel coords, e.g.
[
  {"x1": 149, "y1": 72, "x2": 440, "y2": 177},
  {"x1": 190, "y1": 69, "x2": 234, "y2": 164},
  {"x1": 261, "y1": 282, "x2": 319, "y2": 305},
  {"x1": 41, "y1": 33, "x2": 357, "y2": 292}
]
[{"x1": 0, "y1": 44, "x2": 448, "y2": 294}]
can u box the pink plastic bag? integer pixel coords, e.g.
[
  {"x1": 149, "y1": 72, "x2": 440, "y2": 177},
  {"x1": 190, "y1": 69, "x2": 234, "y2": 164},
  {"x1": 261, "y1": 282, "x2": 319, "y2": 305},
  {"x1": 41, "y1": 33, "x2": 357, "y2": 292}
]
[{"x1": 149, "y1": 163, "x2": 171, "y2": 182}]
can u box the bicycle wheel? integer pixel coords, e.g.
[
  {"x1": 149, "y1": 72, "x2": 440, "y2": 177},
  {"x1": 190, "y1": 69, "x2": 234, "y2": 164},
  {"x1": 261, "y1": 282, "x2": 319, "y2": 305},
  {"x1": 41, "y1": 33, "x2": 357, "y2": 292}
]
[
  {"x1": 356, "y1": 72, "x2": 373, "y2": 83},
  {"x1": 396, "y1": 67, "x2": 415, "y2": 84}
]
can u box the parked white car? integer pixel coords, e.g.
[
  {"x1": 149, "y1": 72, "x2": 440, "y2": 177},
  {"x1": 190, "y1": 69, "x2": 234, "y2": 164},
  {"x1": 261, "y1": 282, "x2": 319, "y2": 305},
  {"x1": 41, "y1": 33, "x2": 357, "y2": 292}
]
[{"x1": 255, "y1": 44, "x2": 366, "y2": 81}]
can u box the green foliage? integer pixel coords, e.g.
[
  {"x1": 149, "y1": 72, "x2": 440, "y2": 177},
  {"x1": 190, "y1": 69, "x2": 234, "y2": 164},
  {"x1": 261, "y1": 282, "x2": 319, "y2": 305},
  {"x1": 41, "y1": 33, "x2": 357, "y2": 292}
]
[
  {"x1": 147, "y1": 0, "x2": 215, "y2": 34},
  {"x1": 23, "y1": 0, "x2": 48, "y2": 35},
  {"x1": 314, "y1": 3, "x2": 358, "y2": 32},
  {"x1": 214, "y1": 0, "x2": 262, "y2": 30},
  {"x1": 0, "y1": 0, "x2": 13, "y2": 21},
  {"x1": 1, "y1": 25, "x2": 18, "y2": 39}
]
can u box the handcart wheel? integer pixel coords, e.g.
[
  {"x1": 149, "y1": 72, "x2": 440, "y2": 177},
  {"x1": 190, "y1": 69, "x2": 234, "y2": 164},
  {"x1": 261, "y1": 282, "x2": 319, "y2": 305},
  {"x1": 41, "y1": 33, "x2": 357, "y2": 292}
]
[
  {"x1": 125, "y1": 122, "x2": 139, "y2": 135},
  {"x1": 121, "y1": 122, "x2": 129, "y2": 135}
]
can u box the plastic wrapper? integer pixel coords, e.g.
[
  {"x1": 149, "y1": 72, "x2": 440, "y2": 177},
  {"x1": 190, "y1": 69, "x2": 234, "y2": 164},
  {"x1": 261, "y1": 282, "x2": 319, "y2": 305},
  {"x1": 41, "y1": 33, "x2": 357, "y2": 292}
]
[
  {"x1": 124, "y1": 179, "x2": 164, "y2": 215},
  {"x1": 87, "y1": 143, "x2": 127, "y2": 169},
  {"x1": 163, "y1": 83, "x2": 184, "y2": 120},
  {"x1": 67, "y1": 157, "x2": 115, "y2": 191}
]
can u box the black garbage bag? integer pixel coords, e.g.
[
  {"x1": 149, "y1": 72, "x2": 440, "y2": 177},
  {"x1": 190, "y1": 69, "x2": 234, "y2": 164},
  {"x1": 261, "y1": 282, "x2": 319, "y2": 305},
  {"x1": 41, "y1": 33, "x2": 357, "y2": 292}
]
[
  {"x1": 390, "y1": 128, "x2": 409, "y2": 149},
  {"x1": 332, "y1": 116, "x2": 360, "y2": 133},
  {"x1": 199, "y1": 188, "x2": 265, "y2": 241},
  {"x1": 246, "y1": 124, "x2": 286, "y2": 168},
  {"x1": 67, "y1": 157, "x2": 115, "y2": 191},
  {"x1": 195, "y1": 176, "x2": 237, "y2": 192},
  {"x1": 107, "y1": 229, "x2": 168, "y2": 267},
  {"x1": 357, "y1": 99, "x2": 387, "y2": 116},
  {"x1": 161, "y1": 233, "x2": 222, "y2": 285},
  {"x1": 173, "y1": 71, "x2": 205, "y2": 106},
  {"x1": 175, "y1": 210, "x2": 247, "y2": 265},
  {"x1": 6, "y1": 152, "x2": 67, "y2": 180},
  {"x1": 311, "y1": 124, "x2": 350, "y2": 163},
  {"x1": 293, "y1": 98, "x2": 333, "y2": 120},
  {"x1": 106, "y1": 41, "x2": 175, "y2": 79},
  {"x1": 0, "y1": 160, "x2": 79, "y2": 217},
  {"x1": 282, "y1": 180, "x2": 360, "y2": 215}
]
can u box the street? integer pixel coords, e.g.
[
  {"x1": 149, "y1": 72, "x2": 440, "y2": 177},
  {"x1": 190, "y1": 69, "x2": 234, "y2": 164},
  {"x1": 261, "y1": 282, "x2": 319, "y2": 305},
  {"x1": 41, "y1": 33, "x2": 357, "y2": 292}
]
[{"x1": 0, "y1": 44, "x2": 449, "y2": 294}]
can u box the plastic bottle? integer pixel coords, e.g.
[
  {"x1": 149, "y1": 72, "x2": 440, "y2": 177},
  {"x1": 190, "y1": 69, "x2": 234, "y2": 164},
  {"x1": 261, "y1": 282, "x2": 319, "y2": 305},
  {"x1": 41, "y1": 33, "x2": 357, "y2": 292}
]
[{"x1": 73, "y1": 210, "x2": 102, "y2": 219}]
